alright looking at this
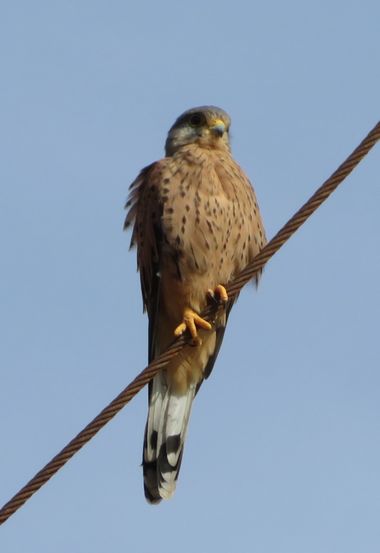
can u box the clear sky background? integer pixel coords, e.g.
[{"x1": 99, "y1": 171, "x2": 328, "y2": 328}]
[{"x1": 1, "y1": 1, "x2": 379, "y2": 552}]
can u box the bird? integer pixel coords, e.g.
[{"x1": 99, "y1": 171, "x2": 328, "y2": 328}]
[{"x1": 125, "y1": 106, "x2": 266, "y2": 503}]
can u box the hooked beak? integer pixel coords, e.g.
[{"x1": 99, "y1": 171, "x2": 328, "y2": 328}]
[{"x1": 210, "y1": 118, "x2": 226, "y2": 137}]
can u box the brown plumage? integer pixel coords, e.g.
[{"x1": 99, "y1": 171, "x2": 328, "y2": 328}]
[{"x1": 125, "y1": 106, "x2": 266, "y2": 503}]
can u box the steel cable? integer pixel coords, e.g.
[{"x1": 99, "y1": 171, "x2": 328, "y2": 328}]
[{"x1": 0, "y1": 121, "x2": 379, "y2": 525}]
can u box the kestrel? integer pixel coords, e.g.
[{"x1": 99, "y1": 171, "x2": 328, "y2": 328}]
[{"x1": 125, "y1": 106, "x2": 266, "y2": 503}]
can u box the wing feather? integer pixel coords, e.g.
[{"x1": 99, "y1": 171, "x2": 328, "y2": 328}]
[{"x1": 124, "y1": 162, "x2": 165, "y2": 361}]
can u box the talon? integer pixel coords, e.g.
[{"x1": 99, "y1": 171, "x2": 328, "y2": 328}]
[
  {"x1": 174, "y1": 307, "x2": 212, "y2": 344},
  {"x1": 214, "y1": 284, "x2": 228, "y2": 303},
  {"x1": 207, "y1": 285, "x2": 228, "y2": 305}
]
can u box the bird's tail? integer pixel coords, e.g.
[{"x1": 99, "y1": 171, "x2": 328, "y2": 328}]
[{"x1": 143, "y1": 371, "x2": 196, "y2": 504}]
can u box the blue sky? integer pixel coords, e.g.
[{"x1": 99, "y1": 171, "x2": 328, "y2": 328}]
[{"x1": 1, "y1": 1, "x2": 379, "y2": 551}]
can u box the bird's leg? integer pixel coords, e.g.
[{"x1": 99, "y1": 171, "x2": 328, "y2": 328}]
[
  {"x1": 207, "y1": 284, "x2": 228, "y2": 304},
  {"x1": 174, "y1": 307, "x2": 212, "y2": 345}
]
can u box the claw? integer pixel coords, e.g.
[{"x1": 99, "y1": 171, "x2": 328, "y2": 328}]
[
  {"x1": 174, "y1": 307, "x2": 212, "y2": 345},
  {"x1": 214, "y1": 284, "x2": 228, "y2": 302},
  {"x1": 207, "y1": 284, "x2": 228, "y2": 304}
]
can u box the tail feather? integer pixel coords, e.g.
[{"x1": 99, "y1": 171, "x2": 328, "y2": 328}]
[
  {"x1": 144, "y1": 372, "x2": 168, "y2": 463},
  {"x1": 143, "y1": 375, "x2": 196, "y2": 503},
  {"x1": 164, "y1": 389, "x2": 194, "y2": 466}
]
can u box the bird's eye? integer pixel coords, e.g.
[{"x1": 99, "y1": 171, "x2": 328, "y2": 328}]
[{"x1": 189, "y1": 113, "x2": 204, "y2": 127}]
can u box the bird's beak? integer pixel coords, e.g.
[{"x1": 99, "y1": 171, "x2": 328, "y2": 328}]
[{"x1": 210, "y1": 119, "x2": 226, "y2": 137}]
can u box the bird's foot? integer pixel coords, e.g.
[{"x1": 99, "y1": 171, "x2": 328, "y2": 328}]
[
  {"x1": 174, "y1": 308, "x2": 212, "y2": 345},
  {"x1": 207, "y1": 284, "x2": 228, "y2": 304}
]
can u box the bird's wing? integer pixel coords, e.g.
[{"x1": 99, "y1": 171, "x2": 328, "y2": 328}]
[{"x1": 124, "y1": 161, "x2": 165, "y2": 362}]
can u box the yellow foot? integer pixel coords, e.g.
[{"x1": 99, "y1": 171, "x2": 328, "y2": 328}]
[
  {"x1": 207, "y1": 284, "x2": 228, "y2": 304},
  {"x1": 174, "y1": 308, "x2": 212, "y2": 345}
]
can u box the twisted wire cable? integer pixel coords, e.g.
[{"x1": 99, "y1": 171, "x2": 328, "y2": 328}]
[{"x1": 0, "y1": 121, "x2": 378, "y2": 525}]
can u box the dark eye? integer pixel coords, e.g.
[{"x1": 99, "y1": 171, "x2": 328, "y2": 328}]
[{"x1": 189, "y1": 113, "x2": 204, "y2": 127}]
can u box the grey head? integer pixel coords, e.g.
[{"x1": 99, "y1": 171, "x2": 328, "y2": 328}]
[{"x1": 165, "y1": 105, "x2": 231, "y2": 156}]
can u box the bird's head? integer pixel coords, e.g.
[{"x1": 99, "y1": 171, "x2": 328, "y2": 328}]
[{"x1": 165, "y1": 106, "x2": 231, "y2": 156}]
